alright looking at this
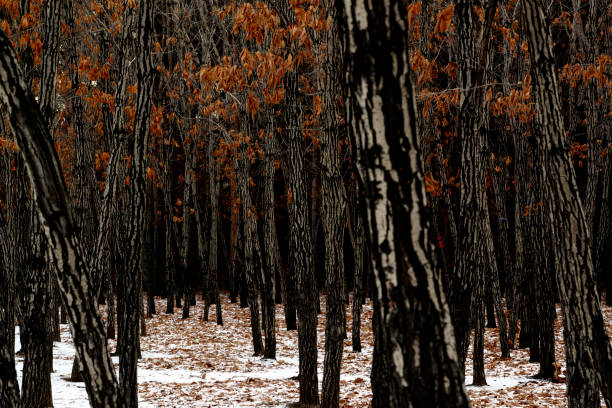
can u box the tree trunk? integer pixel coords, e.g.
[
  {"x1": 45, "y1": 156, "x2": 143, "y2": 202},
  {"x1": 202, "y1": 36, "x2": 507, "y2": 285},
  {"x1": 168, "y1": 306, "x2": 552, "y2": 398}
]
[
  {"x1": 0, "y1": 28, "x2": 120, "y2": 408},
  {"x1": 320, "y1": 3, "x2": 347, "y2": 405},
  {"x1": 522, "y1": 0, "x2": 612, "y2": 405},
  {"x1": 262, "y1": 128, "x2": 278, "y2": 359},
  {"x1": 0, "y1": 208, "x2": 20, "y2": 408},
  {"x1": 349, "y1": 181, "x2": 365, "y2": 353},
  {"x1": 450, "y1": 0, "x2": 505, "y2": 371},
  {"x1": 106, "y1": 255, "x2": 116, "y2": 340},
  {"x1": 192, "y1": 157, "x2": 210, "y2": 320},
  {"x1": 206, "y1": 134, "x2": 222, "y2": 325},
  {"x1": 147, "y1": 192, "x2": 158, "y2": 318},
  {"x1": 282, "y1": 68, "x2": 319, "y2": 404},
  {"x1": 181, "y1": 142, "x2": 195, "y2": 319},
  {"x1": 117, "y1": 0, "x2": 153, "y2": 404},
  {"x1": 20, "y1": 216, "x2": 53, "y2": 408},
  {"x1": 338, "y1": 1, "x2": 470, "y2": 406},
  {"x1": 17, "y1": 0, "x2": 62, "y2": 402},
  {"x1": 472, "y1": 303, "x2": 486, "y2": 386},
  {"x1": 164, "y1": 145, "x2": 176, "y2": 315},
  {"x1": 234, "y1": 139, "x2": 264, "y2": 356}
]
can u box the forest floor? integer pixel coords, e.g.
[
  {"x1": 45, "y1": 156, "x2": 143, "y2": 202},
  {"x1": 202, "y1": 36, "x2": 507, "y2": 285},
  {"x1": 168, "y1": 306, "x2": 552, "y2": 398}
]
[{"x1": 14, "y1": 293, "x2": 612, "y2": 407}]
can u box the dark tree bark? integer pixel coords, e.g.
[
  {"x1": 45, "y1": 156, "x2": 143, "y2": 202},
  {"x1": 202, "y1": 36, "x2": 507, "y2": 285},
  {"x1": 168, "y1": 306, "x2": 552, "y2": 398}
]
[
  {"x1": 66, "y1": 0, "x2": 105, "y2": 381},
  {"x1": 262, "y1": 127, "x2": 278, "y2": 359},
  {"x1": 18, "y1": 0, "x2": 61, "y2": 403},
  {"x1": 450, "y1": 0, "x2": 507, "y2": 374},
  {"x1": 348, "y1": 179, "x2": 365, "y2": 353},
  {"x1": 193, "y1": 157, "x2": 210, "y2": 320},
  {"x1": 206, "y1": 134, "x2": 222, "y2": 325},
  {"x1": 238, "y1": 225, "x2": 249, "y2": 309},
  {"x1": 522, "y1": 0, "x2": 612, "y2": 405},
  {"x1": 0, "y1": 28, "x2": 119, "y2": 408},
  {"x1": 118, "y1": 0, "x2": 154, "y2": 405},
  {"x1": 337, "y1": 1, "x2": 470, "y2": 407},
  {"x1": 234, "y1": 133, "x2": 264, "y2": 356},
  {"x1": 583, "y1": 0, "x2": 612, "y2": 302},
  {"x1": 20, "y1": 216, "x2": 53, "y2": 408},
  {"x1": 370, "y1": 304, "x2": 391, "y2": 407},
  {"x1": 105, "y1": 253, "x2": 116, "y2": 340},
  {"x1": 276, "y1": 2, "x2": 319, "y2": 400},
  {"x1": 320, "y1": 2, "x2": 347, "y2": 406},
  {"x1": 282, "y1": 67, "x2": 319, "y2": 404},
  {"x1": 147, "y1": 191, "x2": 158, "y2": 318},
  {"x1": 181, "y1": 142, "x2": 195, "y2": 320},
  {"x1": 0, "y1": 208, "x2": 20, "y2": 408},
  {"x1": 282, "y1": 261, "x2": 298, "y2": 331},
  {"x1": 163, "y1": 145, "x2": 176, "y2": 315},
  {"x1": 472, "y1": 302, "x2": 486, "y2": 385}
]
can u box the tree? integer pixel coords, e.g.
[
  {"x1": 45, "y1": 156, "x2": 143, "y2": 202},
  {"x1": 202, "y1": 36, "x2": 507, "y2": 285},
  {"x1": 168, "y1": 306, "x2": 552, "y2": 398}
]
[
  {"x1": 0, "y1": 28, "x2": 119, "y2": 408},
  {"x1": 0, "y1": 205, "x2": 20, "y2": 407},
  {"x1": 450, "y1": 1, "x2": 509, "y2": 383},
  {"x1": 117, "y1": 0, "x2": 154, "y2": 404},
  {"x1": 337, "y1": 1, "x2": 470, "y2": 406},
  {"x1": 522, "y1": 0, "x2": 612, "y2": 405},
  {"x1": 17, "y1": 0, "x2": 61, "y2": 403},
  {"x1": 319, "y1": 1, "x2": 347, "y2": 406}
]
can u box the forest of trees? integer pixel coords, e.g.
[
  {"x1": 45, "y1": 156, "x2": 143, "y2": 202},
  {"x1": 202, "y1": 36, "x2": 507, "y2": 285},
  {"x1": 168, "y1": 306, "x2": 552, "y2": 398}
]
[{"x1": 0, "y1": 0, "x2": 610, "y2": 407}]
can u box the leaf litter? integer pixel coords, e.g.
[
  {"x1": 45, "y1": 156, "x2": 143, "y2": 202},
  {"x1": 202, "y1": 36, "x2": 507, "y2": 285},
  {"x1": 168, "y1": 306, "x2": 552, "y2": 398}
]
[{"x1": 13, "y1": 294, "x2": 611, "y2": 407}]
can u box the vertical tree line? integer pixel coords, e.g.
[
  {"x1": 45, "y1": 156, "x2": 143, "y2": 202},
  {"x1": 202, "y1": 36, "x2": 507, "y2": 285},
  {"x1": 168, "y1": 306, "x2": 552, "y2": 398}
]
[{"x1": 0, "y1": 0, "x2": 610, "y2": 407}]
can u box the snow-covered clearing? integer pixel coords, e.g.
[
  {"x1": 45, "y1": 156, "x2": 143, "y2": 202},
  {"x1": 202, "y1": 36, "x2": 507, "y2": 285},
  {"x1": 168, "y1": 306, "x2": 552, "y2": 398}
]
[{"x1": 14, "y1": 295, "x2": 612, "y2": 407}]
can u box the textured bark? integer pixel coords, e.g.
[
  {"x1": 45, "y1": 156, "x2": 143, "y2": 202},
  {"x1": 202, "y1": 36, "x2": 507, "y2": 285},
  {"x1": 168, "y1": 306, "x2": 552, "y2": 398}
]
[
  {"x1": 597, "y1": 166, "x2": 611, "y2": 306},
  {"x1": 450, "y1": 0, "x2": 506, "y2": 371},
  {"x1": 497, "y1": 1, "x2": 524, "y2": 304},
  {"x1": 523, "y1": 144, "x2": 556, "y2": 376},
  {"x1": 320, "y1": 2, "x2": 347, "y2": 406},
  {"x1": 370, "y1": 305, "x2": 391, "y2": 407},
  {"x1": 282, "y1": 262, "x2": 297, "y2": 331},
  {"x1": 67, "y1": 0, "x2": 103, "y2": 382},
  {"x1": 489, "y1": 137, "x2": 513, "y2": 356},
  {"x1": 432, "y1": 141, "x2": 457, "y2": 277},
  {"x1": 282, "y1": 67, "x2": 319, "y2": 404},
  {"x1": 472, "y1": 303, "x2": 486, "y2": 385},
  {"x1": 18, "y1": 0, "x2": 61, "y2": 403},
  {"x1": 348, "y1": 180, "x2": 365, "y2": 353},
  {"x1": 105, "y1": 255, "x2": 116, "y2": 340},
  {"x1": 0, "y1": 28, "x2": 119, "y2": 408},
  {"x1": 522, "y1": 1, "x2": 612, "y2": 405},
  {"x1": 206, "y1": 135, "x2": 222, "y2": 326},
  {"x1": 491, "y1": 132, "x2": 519, "y2": 348},
  {"x1": 234, "y1": 138, "x2": 264, "y2": 356},
  {"x1": 89, "y1": 0, "x2": 135, "y2": 299},
  {"x1": 262, "y1": 128, "x2": 277, "y2": 359},
  {"x1": 338, "y1": 1, "x2": 470, "y2": 406},
  {"x1": 583, "y1": 0, "x2": 612, "y2": 295},
  {"x1": 163, "y1": 145, "x2": 176, "y2": 315},
  {"x1": 0, "y1": 207, "x2": 20, "y2": 408},
  {"x1": 118, "y1": 0, "x2": 154, "y2": 405},
  {"x1": 181, "y1": 142, "x2": 195, "y2": 319},
  {"x1": 20, "y1": 217, "x2": 53, "y2": 408},
  {"x1": 228, "y1": 174, "x2": 239, "y2": 305},
  {"x1": 274, "y1": 2, "x2": 318, "y2": 400},
  {"x1": 147, "y1": 193, "x2": 158, "y2": 318},
  {"x1": 193, "y1": 159, "x2": 210, "y2": 319},
  {"x1": 535, "y1": 245, "x2": 556, "y2": 378},
  {"x1": 510, "y1": 120, "x2": 529, "y2": 349}
]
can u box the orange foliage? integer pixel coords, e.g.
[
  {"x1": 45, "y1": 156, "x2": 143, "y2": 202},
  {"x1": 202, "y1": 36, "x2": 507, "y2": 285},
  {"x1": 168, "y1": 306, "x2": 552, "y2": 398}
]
[{"x1": 434, "y1": 4, "x2": 454, "y2": 34}]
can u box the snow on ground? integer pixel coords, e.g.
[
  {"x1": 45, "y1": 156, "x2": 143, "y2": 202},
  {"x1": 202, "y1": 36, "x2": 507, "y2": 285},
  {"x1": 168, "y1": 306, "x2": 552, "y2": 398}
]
[
  {"x1": 465, "y1": 300, "x2": 612, "y2": 408},
  {"x1": 14, "y1": 294, "x2": 612, "y2": 407}
]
